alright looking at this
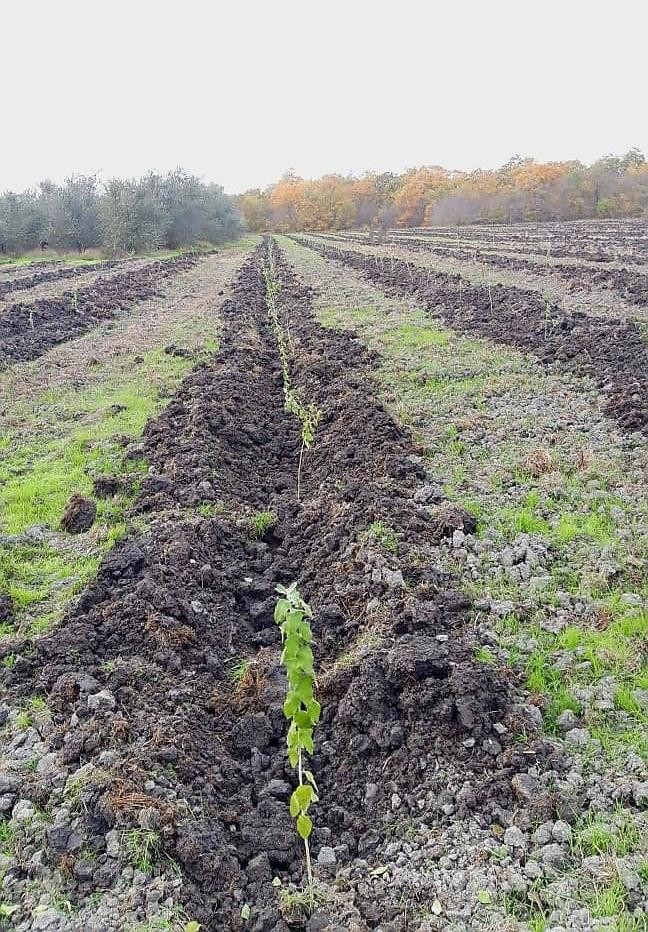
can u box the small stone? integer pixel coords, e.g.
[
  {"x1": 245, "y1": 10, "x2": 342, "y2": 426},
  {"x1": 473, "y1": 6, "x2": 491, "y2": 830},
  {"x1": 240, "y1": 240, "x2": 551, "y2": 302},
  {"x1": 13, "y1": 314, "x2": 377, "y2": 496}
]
[
  {"x1": 483, "y1": 737, "x2": 502, "y2": 756},
  {"x1": 87, "y1": 689, "x2": 116, "y2": 712},
  {"x1": 618, "y1": 866, "x2": 641, "y2": 891},
  {"x1": 0, "y1": 794, "x2": 15, "y2": 813},
  {"x1": 364, "y1": 783, "x2": 378, "y2": 803},
  {"x1": 413, "y1": 484, "x2": 444, "y2": 505},
  {"x1": 491, "y1": 600, "x2": 515, "y2": 617},
  {"x1": 564, "y1": 727, "x2": 590, "y2": 747},
  {"x1": 391, "y1": 793, "x2": 402, "y2": 811},
  {"x1": 620, "y1": 593, "x2": 642, "y2": 607},
  {"x1": 555, "y1": 709, "x2": 578, "y2": 731},
  {"x1": 317, "y1": 846, "x2": 337, "y2": 867},
  {"x1": 452, "y1": 529, "x2": 466, "y2": 548},
  {"x1": 552, "y1": 821, "x2": 571, "y2": 844},
  {"x1": 106, "y1": 829, "x2": 120, "y2": 858},
  {"x1": 247, "y1": 852, "x2": 272, "y2": 882},
  {"x1": 504, "y1": 826, "x2": 528, "y2": 849},
  {"x1": 0, "y1": 772, "x2": 20, "y2": 795},
  {"x1": 73, "y1": 858, "x2": 95, "y2": 881},
  {"x1": 524, "y1": 859, "x2": 543, "y2": 880},
  {"x1": 632, "y1": 781, "x2": 648, "y2": 807},
  {"x1": 79, "y1": 674, "x2": 102, "y2": 694},
  {"x1": 265, "y1": 779, "x2": 291, "y2": 800},
  {"x1": 382, "y1": 568, "x2": 405, "y2": 589},
  {"x1": 539, "y1": 843, "x2": 566, "y2": 869},
  {"x1": 12, "y1": 799, "x2": 36, "y2": 821},
  {"x1": 531, "y1": 823, "x2": 554, "y2": 846}
]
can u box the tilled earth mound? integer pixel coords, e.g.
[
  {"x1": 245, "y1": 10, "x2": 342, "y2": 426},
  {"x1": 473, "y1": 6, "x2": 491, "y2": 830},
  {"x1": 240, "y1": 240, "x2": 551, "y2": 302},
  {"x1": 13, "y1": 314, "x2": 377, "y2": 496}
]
[
  {"x1": 0, "y1": 254, "x2": 200, "y2": 366},
  {"x1": 0, "y1": 259, "x2": 126, "y2": 301},
  {"x1": 295, "y1": 238, "x2": 648, "y2": 436},
  {"x1": 378, "y1": 236, "x2": 648, "y2": 306},
  {"x1": 0, "y1": 245, "x2": 561, "y2": 931}
]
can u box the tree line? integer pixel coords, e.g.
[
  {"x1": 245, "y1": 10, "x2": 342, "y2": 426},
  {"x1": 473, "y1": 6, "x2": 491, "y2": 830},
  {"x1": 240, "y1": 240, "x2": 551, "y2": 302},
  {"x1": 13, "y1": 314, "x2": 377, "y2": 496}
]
[
  {"x1": 0, "y1": 170, "x2": 243, "y2": 256},
  {"x1": 237, "y1": 150, "x2": 648, "y2": 231}
]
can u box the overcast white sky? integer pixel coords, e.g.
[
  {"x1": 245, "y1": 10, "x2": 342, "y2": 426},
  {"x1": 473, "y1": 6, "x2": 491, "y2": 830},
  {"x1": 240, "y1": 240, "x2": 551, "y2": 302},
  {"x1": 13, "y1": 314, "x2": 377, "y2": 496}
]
[{"x1": 3, "y1": 0, "x2": 647, "y2": 194}]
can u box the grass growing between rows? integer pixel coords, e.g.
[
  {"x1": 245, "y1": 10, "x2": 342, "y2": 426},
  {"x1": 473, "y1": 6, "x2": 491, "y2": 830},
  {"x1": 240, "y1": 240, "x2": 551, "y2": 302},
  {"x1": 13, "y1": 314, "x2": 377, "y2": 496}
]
[
  {"x1": 282, "y1": 237, "x2": 647, "y2": 929},
  {"x1": 0, "y1": 345, "x2": 213, "y2": 638},
  {"x1": 312, "y1": 275, "x2": 648, "y2": 761}
]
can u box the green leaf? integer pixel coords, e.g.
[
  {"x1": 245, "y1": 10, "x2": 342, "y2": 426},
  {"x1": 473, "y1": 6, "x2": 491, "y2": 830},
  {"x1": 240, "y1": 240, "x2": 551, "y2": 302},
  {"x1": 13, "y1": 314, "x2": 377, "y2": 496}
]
[
  {"x1": 185, "y1": 923, "x2": 201, "y2": 932},
  {"x1": 297, "y1": 814, "x2": 312, "y2": 839},
  {"x1": 307, "y1": 698, "x2": 321, "y2": 723},
  {"x1": 292, "y1": 784, "x2": 314, "y2": 812},
  {"x1": 294, "y1": 710, "x2": 315, "y2": 729},
  {"x1": 295, "y1": 675, "x2": 314, "y2": 703},
  {"x1": 295, "y1": 646, "x2": 314, "y2": 674},
  {"x1": 304, "y1": 770, "x2": 319, "y2": 793},
  {"x1": 477, "y1": 890, "x2": 492, "y2": 905},
  {"x1": 302, "y1": 729, "x2": 314, "y2": 755},
  {"x1": 241, "y1": 903, "x2": 251, "y2": 920},
  {"x1": 283, "y1": 693, "x2": 301, "y2": 719},
  {"x1": 274, "y1": 599, "x2": 289, "y2": 622},
  {"x1": 288, "y1": 747, "x2": 299, "y2": 768}
]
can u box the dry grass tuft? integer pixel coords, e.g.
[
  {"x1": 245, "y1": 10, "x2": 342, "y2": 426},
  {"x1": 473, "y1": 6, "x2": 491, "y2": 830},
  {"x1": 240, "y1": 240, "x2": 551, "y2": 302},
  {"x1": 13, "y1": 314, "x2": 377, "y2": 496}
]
[{"x1": 521, "y1": 447, "x2": 554, "y2": 478}]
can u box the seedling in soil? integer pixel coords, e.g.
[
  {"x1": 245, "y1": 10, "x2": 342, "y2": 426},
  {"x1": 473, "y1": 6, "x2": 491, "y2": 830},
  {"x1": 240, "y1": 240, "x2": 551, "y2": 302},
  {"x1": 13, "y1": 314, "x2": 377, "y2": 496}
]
[
  {"x1": 228, "y1": 658, "x2": 252, "y2": 682},
  {"x1": 123, "y1": 828, "x2": 161, "y2": 873},
  {"x1": 274, "y1": 583, "x2": 320, "y2": 906},
  {"x1": 285, "y1": 392, "x2": 322, "y2": 502},
  {"x1": 248, "y1": 509, "x2": 277, "y2": 540},
  {"x1": 279, "y1": 885, "x2": 328, "y2": 922},
  {"x1": 262, "y1": 243, "x2": 322, "y2": 502},
  {"x1": 367, "y1": 520, "x2": 398, "y2": 554}
]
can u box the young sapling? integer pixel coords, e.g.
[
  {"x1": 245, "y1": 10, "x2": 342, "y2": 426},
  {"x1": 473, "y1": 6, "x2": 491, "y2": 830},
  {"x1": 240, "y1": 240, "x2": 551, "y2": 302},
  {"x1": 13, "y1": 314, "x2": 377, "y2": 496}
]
[{"x1": 274, "y1": 583, "x2": 320, "y2": 905}]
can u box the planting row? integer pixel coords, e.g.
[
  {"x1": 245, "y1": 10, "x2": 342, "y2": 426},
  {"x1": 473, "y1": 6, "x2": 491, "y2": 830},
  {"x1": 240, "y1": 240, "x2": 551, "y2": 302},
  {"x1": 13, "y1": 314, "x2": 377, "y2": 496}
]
[
  {"x1": 293, "y1": 237, "x2": 648, "y2": 436},
  {"x1": 0, "y1": 258, "x2": 132, "y2": 300},
  {"x1": 391, "y1": 220, "x2": 648, "y2": 263},
  {"x1": 384, "y1": 230, "x2": 648, "y2": 269},
  {"x1": 331, "y1": 232, "x2": 648, "y2": 309},
  {"x1": 0, "y1": 254, "x2": 203, "y2": 367},
  {"x1": 0, "y1": 242, "x2": 560, "y2": 930}
]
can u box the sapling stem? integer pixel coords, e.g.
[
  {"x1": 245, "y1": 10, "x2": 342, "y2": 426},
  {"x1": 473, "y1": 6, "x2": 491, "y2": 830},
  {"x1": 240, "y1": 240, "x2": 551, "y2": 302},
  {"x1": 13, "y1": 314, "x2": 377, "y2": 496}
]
[
  {"x1": 262, "y1": 243, "x2": 321, "y2": 503},
  {"x1": 274, "y1": 583, "x2": 320, "y2": 909}
]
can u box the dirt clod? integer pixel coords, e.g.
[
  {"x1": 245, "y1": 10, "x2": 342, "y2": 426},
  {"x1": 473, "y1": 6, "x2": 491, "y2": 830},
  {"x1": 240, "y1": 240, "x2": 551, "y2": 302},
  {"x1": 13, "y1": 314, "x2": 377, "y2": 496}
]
[{"x1": 60, "y1": 493, "x2": 97, "y2": 533}]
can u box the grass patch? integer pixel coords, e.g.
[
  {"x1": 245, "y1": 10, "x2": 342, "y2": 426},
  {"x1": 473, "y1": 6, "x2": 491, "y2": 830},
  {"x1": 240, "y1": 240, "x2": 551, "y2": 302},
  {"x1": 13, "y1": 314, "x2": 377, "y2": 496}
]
[
  {"x1": 0, "y1": 346, "x2": 198, "y2": 630},
  {"x1": 382, "y1": 322, "x2": 450, "y2": 348},
  {"x1": 572, "y1": 809, "x2": 641, "y2": 857},
  {"x1": 367, "y1": 520, "x2": 398, "y2": 554},
  {"x1": 248, "y1": 510, "x2": 277, "y2": 541}
]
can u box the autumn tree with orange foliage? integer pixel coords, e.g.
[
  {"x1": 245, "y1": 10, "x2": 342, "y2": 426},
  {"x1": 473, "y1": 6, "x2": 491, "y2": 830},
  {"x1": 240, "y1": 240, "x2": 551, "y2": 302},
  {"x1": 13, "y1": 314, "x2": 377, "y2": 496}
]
[{"x1": 236, "y1": 150, "x2": 648, "y2": 232}]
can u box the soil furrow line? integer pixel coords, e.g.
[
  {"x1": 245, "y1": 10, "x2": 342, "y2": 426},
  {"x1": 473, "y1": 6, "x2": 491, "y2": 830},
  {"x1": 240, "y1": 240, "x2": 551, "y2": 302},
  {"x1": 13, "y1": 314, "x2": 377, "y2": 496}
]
[
  {"x1": 294, "y1": 237, "x2": 648, "y2": 437},
  {"x1": 0, "y1": 255, "x2": 205, "y2": 367}
]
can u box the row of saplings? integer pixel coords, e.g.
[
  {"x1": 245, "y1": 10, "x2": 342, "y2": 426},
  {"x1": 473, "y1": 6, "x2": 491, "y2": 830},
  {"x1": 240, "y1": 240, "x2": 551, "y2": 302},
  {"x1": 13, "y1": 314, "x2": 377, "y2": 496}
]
[{"x1": 262, "y1": 243, "x2": 322, "y2": 912}]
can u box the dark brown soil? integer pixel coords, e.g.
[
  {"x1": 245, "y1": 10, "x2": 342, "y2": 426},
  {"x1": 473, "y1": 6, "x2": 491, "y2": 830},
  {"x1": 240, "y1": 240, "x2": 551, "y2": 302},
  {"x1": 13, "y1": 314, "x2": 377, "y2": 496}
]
[
  {"x1": 0, "y1": 243, "x2": 559, "y2": 929},
  {"x1": 0, "y1": 254, "x2": 201, "y2": 367},
  {"x1": 0, "y1": 258, "x2": 125, "y2": 300},
  {"x1": 395, "y1": 238, "x2": 648, "y2": 307},
  {"x1": 60, "y1": 494, "x2": 97, "y2": 534},
  {"x1": 296, "y1": 238, "x2": 648, "y2": 436}
]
